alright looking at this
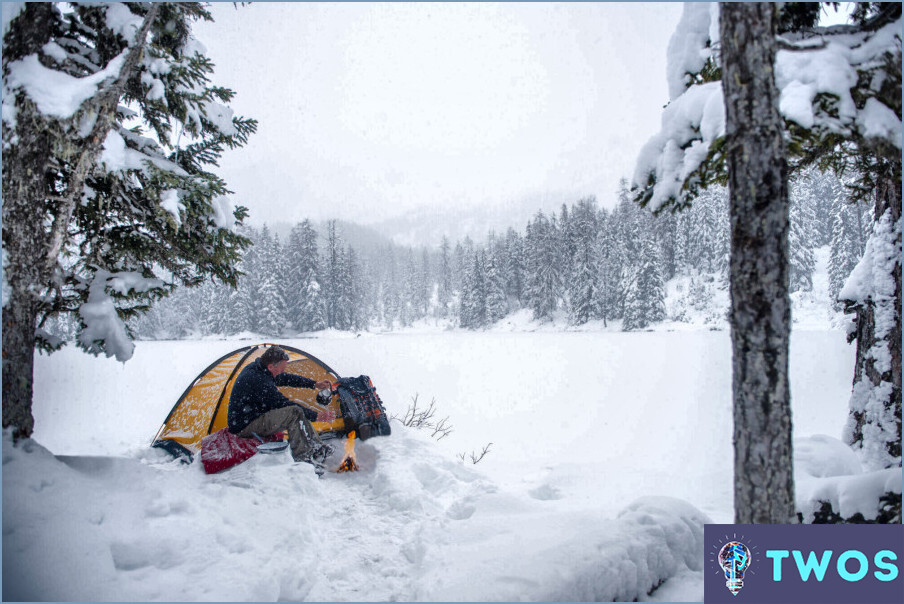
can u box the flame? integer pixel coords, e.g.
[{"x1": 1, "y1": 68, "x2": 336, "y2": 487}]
[{"x1": 336, "y1": 431, "x2": 359, "y2": 473}]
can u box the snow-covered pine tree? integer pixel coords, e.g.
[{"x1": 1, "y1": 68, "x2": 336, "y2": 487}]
[
  {"x1": 610, "y1": 191, "x2": 642, "y2": 320},
  {"x1": 221, "y1": 282, "x2": 250, "y2": 335},
  {"x1": 789, "y1": 178, "x2": 818, "y2": 292},
  {"x1": 2, "y1": 3, "x2": 256, "y2": 437},
  {"x1": 523, "y1": 211, "x2": 562, "y2": 322},
  {"x1": 693, "y1": 188, "x2": 719, "y2": 273},
  {"x1": 349, "y1": 248, "x2": 373, "y2": 331},
  {"x1": 652, "y1": 208, "x2": 678, "y2": 280},
  {"x1": 622, "y1": 224, "x2": 666, "y2": 331},
  {"x1": 457, "y1": 246, "x2": 475, "y2": 329},
  {"x1": 503, "y1": 227, "x2": 525, "y2": 307},
  {"x1": 591, "y1": 208, "x2": 615, "y2": 327},
  {"x1": 332, "y1": 245, "x2": 356, "y2": 331},
  {"x1": 802, "y1": 166, "x2": 841, "y2": 247},
  {"x1": 485, "y1": 246, "x2": 508, "y2": 325},
  {"x1": 842, "y1": 181, "x2": 902, "y2": 471},
  {"x1": 828, "y1": 192, "x2": 863, "y2": 308},
  {"x1": 558, "y1": 204, "x2": 577, "y2": 311},
  {"x1": 673, "y1": 209, "x2": 692, "y2": 276},
  {"x1": 418, "y1": 248, "x2": 431, "y2": 319},
  {"x1": 380, "y1": 245, "x2": 399, "y2": 329},
  {"x1": 712, "y1": 188, "x2": 731, "y2": 281},
  {"x1": 226, "y1": 239, "x2": 255, "y2": 335},
  {"x1": 469, "y1": 251, "x2": 488, "y2": 328},
  {"x1": 254, "y1": 228, "x2": 289, "y2": 336},
  {"x1": 567, "y1": 197, "x2": 602, "y2": 326},
  {"x1": 286, "y1": 220, "x2": 326, "y2": 332},
  {"x1": 399, "y1": 249, "x2": 418, "y2": 327},
  {"x1": 437, "y1": 236, "x2": 453, "y2": 319}
]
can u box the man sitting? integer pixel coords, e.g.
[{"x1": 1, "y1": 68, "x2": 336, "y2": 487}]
[{"x1": 227, "y1": 345, "x2": 335, "y2": 468}]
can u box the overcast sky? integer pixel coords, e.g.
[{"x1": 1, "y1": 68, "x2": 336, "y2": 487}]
[{"x1": 194, "y1": 2, "x2": 685, "y2": 228}]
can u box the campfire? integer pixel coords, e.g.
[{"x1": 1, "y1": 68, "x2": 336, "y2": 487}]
[{"x1": 336, "y1": 431, "x2": 359, "y2": 472}]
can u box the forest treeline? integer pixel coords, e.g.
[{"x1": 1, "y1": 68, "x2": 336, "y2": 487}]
[{"x1": 107, "y1": 167, "x2": 870, "y2": 339}]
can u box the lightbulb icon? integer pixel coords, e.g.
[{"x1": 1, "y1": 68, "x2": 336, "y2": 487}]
[{"x1": 718, "y1": 541, "x2": 751, "y2": 596}]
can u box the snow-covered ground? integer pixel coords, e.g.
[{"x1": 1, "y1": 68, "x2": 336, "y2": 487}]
[
  {"x1": 4, "y1": 318, "x2": 867, "y2": 601},
  {"x1": 6, "y1": 247, "x2": 899, "y2": 601}
]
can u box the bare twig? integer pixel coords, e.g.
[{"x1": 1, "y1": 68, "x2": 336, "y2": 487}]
[
  {"x1": 461, "y1": 442, "x2": 493, "y2": 465},
  {"x1": 391, "y1": 394, "x2": 454, "y2": 440},
  {"x1": 431, "y1": 416, "x2": 453, "y2": 440}
]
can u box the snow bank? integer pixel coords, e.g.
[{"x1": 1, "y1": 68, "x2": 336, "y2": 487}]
[
  {"x1": 2, "y1": 428, "x2": 708, "y2": 602},
  {"x1": 18, "y1": 329, "x2": 864, "y2": 600},
  {"x1": 794, "y1": 434, "x2": 903, "y2": 522}
]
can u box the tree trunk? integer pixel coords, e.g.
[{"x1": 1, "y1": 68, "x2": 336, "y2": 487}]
[
  {"x1": 845, "y1": 160, "x2": 902, "y2": 468},
  {"x1": 1, "y1": 118, "x2": 51, "y2": 439},
  {"x1": 2, "y1": 4, "x2": 58, "y2": 439},
  {"x1": 720, "y1": 2, "x2": 796, "y2": 524},
  {"x1": 2, "y1": 3, "x2": 158, "y2": 439}
]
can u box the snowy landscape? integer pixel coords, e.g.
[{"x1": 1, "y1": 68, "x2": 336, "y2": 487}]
[
  {"x1": 4, "y1": 253, "x2": 896, "y2": 601},
  {"x1": 2, "y1": 2, "x2": 901, "y2": 602}
]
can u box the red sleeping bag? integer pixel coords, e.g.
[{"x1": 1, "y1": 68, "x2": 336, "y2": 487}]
[{"x1": 200, "y1": 428, "x2": 282, "y2": 474}]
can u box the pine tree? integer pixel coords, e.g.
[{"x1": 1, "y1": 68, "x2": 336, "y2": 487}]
[
  {"x1": 254, "y1": 227, "x2": 289, "y2": 335},
  {"x1": 437, "y1": 236, "x2": 453, "y2": 318},
  {"x1": 2, "y1": 3, "x2": 256, "y2": 437},
  {"x1": 567, "y1": 198, "x2": 602, "y2": 325},
  {"x1": 380, "y1": 245, "x2": 399, "y2": 329},
  {"x1": 828, "y1": 196, "x2": 861, "y2": 308},
  {"x1": 789, "y1": 179, "x2": 817, "y2": 292},
  {"x1": 332, "y1": 246, "x2": 355, "y2": 331},
  {"x1": 622, "y1": 226, "x2": 666, "y2": 331},
  {"x1": 503, "y1": 227, "x2": 525, "y2": 306},
  {"x1": 673, "y1": 210, "x2": 692, "y2": 276},
  {"x1": 592, "y1": 209, "x2": 615, "y2": 327},
  {"x1": 285, "y1": 220, "x2": 325, "y2": 331},
  {"x1": 524, "y1": 211, "x2": 562, "y2": 322},
  {"x1": 469, "y1": 251, "x2": 488, "y2": 328},
  {"x1": 419, "y1": 248, "x2": 431, "y2": 319},
  {"x1": 323, "y1": 221, "x2": 343, "y2": 329},
  {"x1": 301, "y1": 221, "x2": 328, "y2": 331},
  {"x1": 485, "y1": 249, "x2": 508, "y2": 324},
  {"x1": 399, "y1": 249, "x2": 417, "y2": 327}
]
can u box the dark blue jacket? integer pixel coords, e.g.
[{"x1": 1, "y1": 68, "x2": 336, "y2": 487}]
[{"x1": 227, "y1": 358, "x2": 318, "y2": 433}]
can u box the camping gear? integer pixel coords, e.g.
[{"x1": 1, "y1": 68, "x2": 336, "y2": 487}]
[
  {"x1": 152, "y1": 343, "x2": 348, "y2": 462},
  {"x1": 199, "y1": 428, "x2": 284, "y2": 474},
  {"x1": 334, "y1": 376, "x2": 392, "y2": 441},
  {"x1": 255, "y1": 441, "x2": 290, "y2": 454}
]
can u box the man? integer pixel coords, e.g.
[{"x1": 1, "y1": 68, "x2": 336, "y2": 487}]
[{"x1": 227, "y1": 345, "x2": 335, "y2": 468}]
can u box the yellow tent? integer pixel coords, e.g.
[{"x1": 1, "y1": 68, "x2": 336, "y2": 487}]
[{"x1": 152, "y1": 343, "x2": 347, "y2": 460}]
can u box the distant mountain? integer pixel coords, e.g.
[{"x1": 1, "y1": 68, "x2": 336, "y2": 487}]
[
  {"x1": 257, "y1": 189, "x2": 602, "y2": 251},
  {"x1": 369, "y1": 190, "x2": 592, "y2": 248},
  {"x1": 265, "y1": 220, "x2": 398, "y2": 255}
]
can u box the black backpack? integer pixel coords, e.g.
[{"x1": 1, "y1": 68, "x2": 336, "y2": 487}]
[{"x1": 336, "y1": 375, "x2": 391, "y2": 441}]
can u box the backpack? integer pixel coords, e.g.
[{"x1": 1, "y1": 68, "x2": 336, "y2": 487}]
[{"x1": 335, "y1": 375, "x2": 392, "y2": 441}]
